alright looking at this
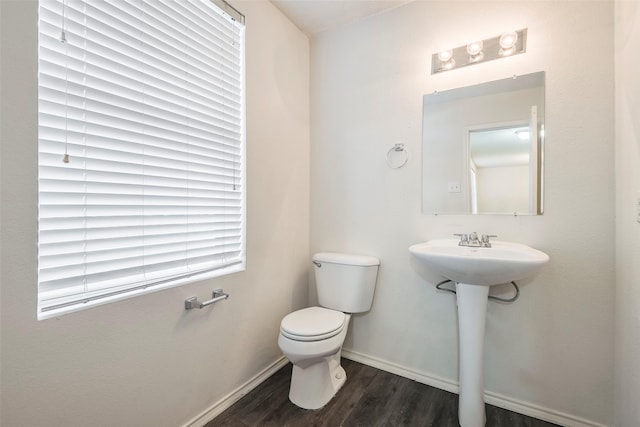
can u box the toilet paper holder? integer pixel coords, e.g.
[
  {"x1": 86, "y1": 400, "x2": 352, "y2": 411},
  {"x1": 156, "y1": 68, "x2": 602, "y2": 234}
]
[{"x1": 185, "y1": 289, "x2": 229, "y2": 310}]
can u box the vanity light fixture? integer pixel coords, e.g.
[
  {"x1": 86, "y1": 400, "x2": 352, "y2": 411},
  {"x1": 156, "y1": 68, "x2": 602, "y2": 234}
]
[{"x1": 431, "y1": 29, "x2": 527, "y2": 74}]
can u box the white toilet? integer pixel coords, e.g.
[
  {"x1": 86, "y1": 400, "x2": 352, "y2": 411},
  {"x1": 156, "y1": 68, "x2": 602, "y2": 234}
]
[{"x1": 278, "y1": 252, "x2": 380, "y2": 410}]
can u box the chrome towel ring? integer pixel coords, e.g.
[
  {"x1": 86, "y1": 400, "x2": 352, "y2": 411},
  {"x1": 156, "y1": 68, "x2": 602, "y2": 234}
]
[{"x1": 386, "y1": 143, "x2": 408, "y2": 169}]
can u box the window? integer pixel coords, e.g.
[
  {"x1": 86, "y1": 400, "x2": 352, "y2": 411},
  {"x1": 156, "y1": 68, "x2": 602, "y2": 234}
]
[{"x1": 37, "y1": 0, "x2": 245, "y2": 319}]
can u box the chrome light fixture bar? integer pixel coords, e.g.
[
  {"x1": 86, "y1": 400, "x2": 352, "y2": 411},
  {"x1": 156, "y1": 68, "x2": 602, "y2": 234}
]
[{"x1": 431, "y1": 29, "x2": 527, "y2": 74}]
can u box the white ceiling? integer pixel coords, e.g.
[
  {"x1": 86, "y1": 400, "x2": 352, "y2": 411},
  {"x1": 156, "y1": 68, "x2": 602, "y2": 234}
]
[{"x1": 270, "y1": 0, "x2": 414, "y2": 35}]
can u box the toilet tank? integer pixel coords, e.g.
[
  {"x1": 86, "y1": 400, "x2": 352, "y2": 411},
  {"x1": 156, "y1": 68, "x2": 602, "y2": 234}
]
[{"x1": 313, "y1": 252, "x2": 380, "y2": 313}]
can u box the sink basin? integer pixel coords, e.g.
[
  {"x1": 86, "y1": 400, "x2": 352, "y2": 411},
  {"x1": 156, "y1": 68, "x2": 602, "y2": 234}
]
[{"x1": 409, "y1": 239, "x2": 549, "y2": 286}]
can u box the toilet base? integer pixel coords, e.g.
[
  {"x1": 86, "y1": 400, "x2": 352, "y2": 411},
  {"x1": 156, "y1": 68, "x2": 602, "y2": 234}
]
[{"x1": 289, "y1": 350, "x2": 346, "y2": 410}]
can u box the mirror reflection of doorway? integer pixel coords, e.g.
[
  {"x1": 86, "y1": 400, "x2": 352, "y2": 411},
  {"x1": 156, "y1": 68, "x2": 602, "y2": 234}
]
[{"x1": 468, "y1": 123, "x2": 532, "y2": 214}]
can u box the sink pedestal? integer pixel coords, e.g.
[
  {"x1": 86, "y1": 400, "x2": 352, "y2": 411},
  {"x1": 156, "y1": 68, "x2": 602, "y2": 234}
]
[{"x1": 456, "y1": 282, "x2": 490, "y2": 427}]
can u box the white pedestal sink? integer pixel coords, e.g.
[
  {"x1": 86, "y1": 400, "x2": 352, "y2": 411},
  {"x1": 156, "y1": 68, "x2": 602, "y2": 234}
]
[{"x1": 409, "y1": 239, "x2": 549, "y2": 427}]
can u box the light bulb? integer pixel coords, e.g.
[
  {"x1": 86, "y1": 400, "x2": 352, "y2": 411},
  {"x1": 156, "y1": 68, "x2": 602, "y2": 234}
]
[
  {"x1": 466, "y1": 40, "x2": 484, "y2": 62},
  {"x1": 466, "y1": 40, "x2": 483, "y2": 56},
  {"x1": 442, "y1": 58, "x2": 455, "y2": 70},
  {"x1": 437, "y1": 49, "x2": 453, "y2": 62},
  {"x1": 499, "y1": 31, "x2": 518, "y2": 50}
]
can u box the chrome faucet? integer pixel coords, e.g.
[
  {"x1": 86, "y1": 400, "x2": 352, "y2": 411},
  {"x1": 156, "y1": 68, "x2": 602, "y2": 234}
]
[{"x1": 454, "y1": 232, "x2": 497, "y2": 248}]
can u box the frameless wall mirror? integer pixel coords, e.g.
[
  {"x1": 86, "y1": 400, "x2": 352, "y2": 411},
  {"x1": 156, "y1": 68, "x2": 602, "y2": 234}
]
[{"x1": 421, "y1": 72, "x2": 545, "y2": 215}]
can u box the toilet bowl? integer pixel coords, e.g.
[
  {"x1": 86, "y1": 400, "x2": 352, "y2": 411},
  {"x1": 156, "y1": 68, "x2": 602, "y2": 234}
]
[
  {"x1": 278, "y1": 307, "x2": 351, "y2": 409},
  {"x1": 278, "y1": 253, "x2": 379, "y2": 410}
]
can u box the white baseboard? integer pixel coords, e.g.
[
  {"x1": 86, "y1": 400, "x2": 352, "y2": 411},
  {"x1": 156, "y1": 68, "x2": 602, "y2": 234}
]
[
  {"x1": 182, "y1": 356, "x2": 289, "y2": 427},
  {"x1": 341, "y1": 349, "x2": 609, "y2": 427},
  {"x1": 342, "y1": 348, "x2": 460, "y2": 394},
  {"x1": 182, "y1": 350, "x2": 609, "y2": 427}
]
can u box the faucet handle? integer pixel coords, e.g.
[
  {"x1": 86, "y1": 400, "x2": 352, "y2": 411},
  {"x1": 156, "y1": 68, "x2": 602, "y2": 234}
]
[
  {"x1": 481, "y1": 234, "x2": 497, "y2": 247},
  {"x1": 453, "y1": 233, "x2": 468, "y2": 246}
]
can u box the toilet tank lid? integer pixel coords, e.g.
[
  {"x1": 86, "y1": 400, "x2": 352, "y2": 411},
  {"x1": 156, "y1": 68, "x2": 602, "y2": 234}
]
[{"x1": 313, "y1": 252, "x2": 380, "y2": 266}]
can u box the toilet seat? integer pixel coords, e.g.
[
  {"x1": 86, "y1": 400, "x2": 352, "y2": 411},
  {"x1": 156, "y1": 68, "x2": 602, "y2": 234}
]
[{"x1": 280, "y1": 306, "x2": 345, "y2": 342}]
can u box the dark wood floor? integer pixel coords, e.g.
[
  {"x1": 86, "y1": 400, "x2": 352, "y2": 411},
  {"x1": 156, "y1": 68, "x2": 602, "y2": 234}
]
[{"x1": 208, "y1": 358, "x2": 561, "y2": 427}]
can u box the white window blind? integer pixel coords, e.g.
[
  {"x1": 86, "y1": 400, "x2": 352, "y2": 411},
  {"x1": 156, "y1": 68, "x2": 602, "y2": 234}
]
[{"x1": 37, "y1": 0, "x2": 246, "y2": 319}]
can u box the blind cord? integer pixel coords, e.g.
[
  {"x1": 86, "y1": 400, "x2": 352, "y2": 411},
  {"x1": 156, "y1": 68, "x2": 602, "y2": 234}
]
[
  {"x1": 61, "y1": 0, "x2": 70, "y2": 163},
  {"x1": 59, "y1": 0, "x2": 66, "y2": 43}
]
